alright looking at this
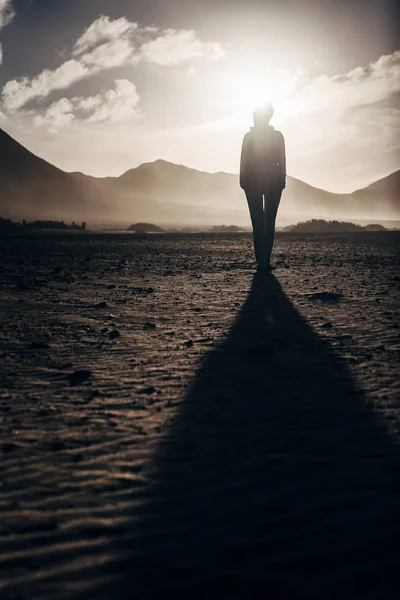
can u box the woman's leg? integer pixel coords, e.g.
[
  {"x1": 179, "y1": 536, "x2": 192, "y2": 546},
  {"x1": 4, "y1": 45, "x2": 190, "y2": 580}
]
[
  {"x1": 264, "y1": 188, "x2": 282, "y2": 266},
  {"x1": 246, "y1": 190, "x2": 265, "y2": 268}
]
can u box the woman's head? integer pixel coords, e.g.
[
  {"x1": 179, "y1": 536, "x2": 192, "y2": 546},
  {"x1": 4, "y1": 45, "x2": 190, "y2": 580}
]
[{"x1": 252, "y1": 103, "x2": 274, "y2": 127}]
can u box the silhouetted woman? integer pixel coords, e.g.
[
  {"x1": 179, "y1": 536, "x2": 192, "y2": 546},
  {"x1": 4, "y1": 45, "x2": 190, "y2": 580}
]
[{"x1": 240, "y1": 103, "x2": 286, "y2": 272}]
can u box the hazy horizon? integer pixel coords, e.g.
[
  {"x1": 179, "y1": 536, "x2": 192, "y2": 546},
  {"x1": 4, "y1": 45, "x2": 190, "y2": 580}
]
[{"x1": 0, "y1": 0, "x2": 399, "y2": 193}]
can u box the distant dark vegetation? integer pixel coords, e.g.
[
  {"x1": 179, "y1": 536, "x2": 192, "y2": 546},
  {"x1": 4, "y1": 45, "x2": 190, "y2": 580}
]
[
  {"x1": 127, "y1": 223, "x2": 247, "y2": 233},
  {"x1": 0, "y1": 217, "x2": 86, "y2": 231},
  {"x1": 284, "y1": 219, "x2": 387, "y2": 233},
  {"x1": 209, "y1": 225, "x2": 246, "y2": 232},
  {"x1": 127, "y1": 223, "x2": 165, "y2": 233}
]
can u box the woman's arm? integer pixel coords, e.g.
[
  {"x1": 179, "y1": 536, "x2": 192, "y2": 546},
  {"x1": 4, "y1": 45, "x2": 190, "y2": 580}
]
[
  {"x1": 240, "y1": 133, "x2": 251, "y2": 190},
  {"x1": 277, "y1": 131, "x2": 286, "y2": 189}
]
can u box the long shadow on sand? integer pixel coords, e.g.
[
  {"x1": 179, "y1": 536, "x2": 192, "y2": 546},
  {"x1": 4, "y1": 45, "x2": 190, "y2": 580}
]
[{"x1": 113, "y1": 275, "x2": 398, "y2": 599}]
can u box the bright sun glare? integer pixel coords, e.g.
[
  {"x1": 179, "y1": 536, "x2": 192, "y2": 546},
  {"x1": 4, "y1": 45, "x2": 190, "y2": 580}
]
[{"x1": 236, "y1": 72, "x2": 297, "y2": 123}]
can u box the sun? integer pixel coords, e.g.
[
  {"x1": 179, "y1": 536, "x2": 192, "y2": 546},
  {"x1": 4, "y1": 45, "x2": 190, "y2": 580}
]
[
  {"x1": 237, "y1": 80, "x2": 277, "y2": 113},
  {"x1": 235, "y1": 72, "x2": 296, "y2": 123}
]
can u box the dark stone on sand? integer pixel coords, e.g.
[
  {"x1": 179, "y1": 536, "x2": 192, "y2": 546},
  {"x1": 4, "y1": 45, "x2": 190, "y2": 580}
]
[
  {"x1": 138, "y1": 386, "x2": 156, "y2": 395},
  {"x1": 184, "y1": 340, "x2": 194, "y2": 348},
  {"x1": 106, "y1": 284, "x2": 116, "y2": 289},
  {"x1": 144, "y1": 321, "x2": 156, "y2": 330},
  {"x1": 321, "y1": 322, "x2": 333, "y2": 329},
  {"x1": 109, "y1": 329, "x2": 121, "y2": 339},
  {"x1": 67, "y1": 369, "x2": 92, "y2": 386},
  {"x1": 132, "y1": 287, "x2": 155, "y2": 294},
  {"x1": 2, "y1": 442, "x2": 18, "y2": 453},
  {"x1": 52, "y1": 266, "x2": 62, "y2": 275},
  {"x1": 93, "y1": 301, "x2": 109, "y2": 309},
  {"x1": 48, "y1": 439, "x2": 66, "y2": 451},
  {"x1": 309, "y1": 292, "x2": 342, "y2": 303},
  {"x1": 375, "y1": 345, "x2": 386, "y2": 352}
]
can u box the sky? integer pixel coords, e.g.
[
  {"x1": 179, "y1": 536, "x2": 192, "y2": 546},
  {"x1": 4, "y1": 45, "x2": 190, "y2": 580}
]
[{"x1": 0, "y1": 0, "x2": 399, "y2": 192}]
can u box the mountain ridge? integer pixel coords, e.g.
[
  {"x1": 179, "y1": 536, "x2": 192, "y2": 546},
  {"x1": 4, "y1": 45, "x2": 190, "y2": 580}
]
[{"x1": 1, "y1": 128, "x2": 399, "y2": 225}]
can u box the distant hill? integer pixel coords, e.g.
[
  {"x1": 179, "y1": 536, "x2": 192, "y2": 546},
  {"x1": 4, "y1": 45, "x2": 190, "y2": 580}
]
[
  {"x1": 349, "y1": 171, "x2": 400, "y2": 215},
  {"x1": 0, "y1": 128, "x2": 106, "y2": 221},
  {"x1": 284, "y1": 219, "x2": 387, "y2": 233},
  {"x1": 127, "y1": 222, "x2": 165, "y2": 233},
  {"x1": 1, "y1": 128, "x2": 399, "y2": 226}
]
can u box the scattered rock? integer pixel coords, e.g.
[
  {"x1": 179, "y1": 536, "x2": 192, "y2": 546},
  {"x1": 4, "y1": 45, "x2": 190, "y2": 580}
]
[
  {"x1": 48, "y1": 439, "x2": 66, "y2": 452},
  {"x1": 131, "y1": 287, "x2": 155, "y2": 294},
  {"x1": 109, "y1": 329, "x2": 121, "y2": 340},
  {"x1": 52, "y1": 266, "x2": 62, "y2": 275},
  {"x1": 2, "y1": 442, "x2": 18, "y2": 454},
  {"x1": 93, "y1": 301, "x2": 109, "y2": 309},
  {"x1": 67, "y1": 369, "x2": 92, "y2": 386},
  {"x1": 309, "y1": 292, "x2": 342, "y2": 303},
  {"x1": 138, "y1": 386, "x2": 156, "y2": 395}
]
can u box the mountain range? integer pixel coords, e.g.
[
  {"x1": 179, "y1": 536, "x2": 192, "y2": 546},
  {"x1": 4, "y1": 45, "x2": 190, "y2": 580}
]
[{"x1": 1, "y1": 127, "x2": 399, "y2": 226}]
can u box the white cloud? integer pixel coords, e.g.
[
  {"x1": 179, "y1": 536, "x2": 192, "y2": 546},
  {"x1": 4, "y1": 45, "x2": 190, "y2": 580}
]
[
  {"x1": 80, "y1": 79, "x2": 140, "y2": 123},
  {"x1": 34, "y1": 79, "x2": 140, "y2": 129},
  {"x1": 287, "y1": 50, "x2": 400, "y2": 119},
  {"x1": 0, "y1": 0, "x2": 15, "y2": 30},
  {"x1": 140, "y1": 29, "x2": 225, "y2": 66},
  {"x1": 80, "y1": 38, "x2": 138, "y2": 69},
  {"x1": 2, "y1": 60, "x2": 91, "y2": 112},
  {"x1": 1, "y1": 15, "x2": 224, "y2": 114},
  {"x1": 34, "y1": 97, "x2": 75, "y2": 129},
  {"x1": 73, "y1": 15, "x2": 138, "y2": 56}
]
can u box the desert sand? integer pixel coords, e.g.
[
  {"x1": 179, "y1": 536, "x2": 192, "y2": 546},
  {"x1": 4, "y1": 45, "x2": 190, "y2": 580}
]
[{"x1": 0, "y1": 231, "x2": 399, "y2": 599}]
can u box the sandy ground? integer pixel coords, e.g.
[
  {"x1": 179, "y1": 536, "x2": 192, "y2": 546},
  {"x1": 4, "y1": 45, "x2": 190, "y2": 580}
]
[{"x1": 0, "y1": 232, "x2": 399, "y2": 599}]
